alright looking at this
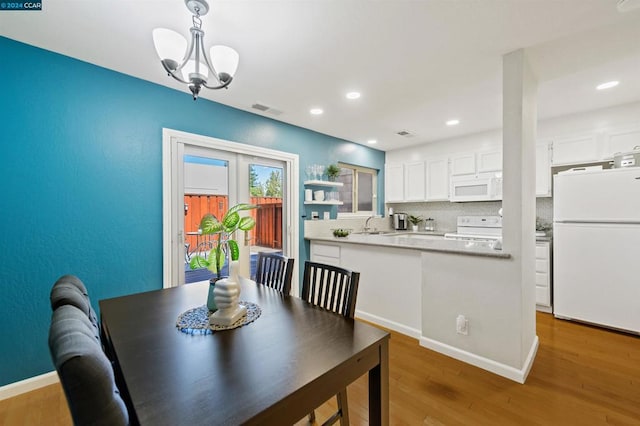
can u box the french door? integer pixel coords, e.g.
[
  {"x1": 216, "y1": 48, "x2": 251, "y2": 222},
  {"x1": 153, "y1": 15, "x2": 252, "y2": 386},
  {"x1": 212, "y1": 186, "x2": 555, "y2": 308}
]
[{"x1": 162, "y1": 129, "x2": 299, "y2": 292}]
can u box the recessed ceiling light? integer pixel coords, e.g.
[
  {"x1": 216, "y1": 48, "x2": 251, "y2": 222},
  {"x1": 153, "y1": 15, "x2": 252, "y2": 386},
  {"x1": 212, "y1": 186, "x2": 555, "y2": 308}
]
[
  {"x1": 367, "y1": 139, "x2": 377, "y2": 145},
  {"x1": 346, "y1": 91, "x2": 361, "y2": 100},
  {"x1": 310, "y1": 108, "x2": 323, "y2": 115},
  {"x1": 596, "y1": 81, "x2": 619, "y2": 90},
  {"x1": 446, "y1": 119, "x2": 460, "y2": 126}
]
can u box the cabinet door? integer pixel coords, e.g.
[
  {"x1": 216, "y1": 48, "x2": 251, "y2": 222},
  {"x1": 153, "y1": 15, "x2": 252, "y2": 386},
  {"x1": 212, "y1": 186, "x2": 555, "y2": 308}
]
[
  {"x1": 603, "y1": 125, "x2": 640, "y2": 159},
  {"x1": 552, "y1": 134, "x2": 599, "y2": 165},
  {"x1": 450, "y1": 153, "x2": 476, "y2": 175},
  {"x1": 477, "y1": 149, "x2": 502, "y2": 172},
  {"x1": 426, "y1": 157, "x2": 449, "y2": 201},
  {"x1": 385, "y1": 163, "x2": 404, "y2": 202},
  {"x1": 404, "y1": 161, "x2": 426, "y2": 201},
  {"x1": 535, "y1": 142, "x2": 551, "y2": 197}
]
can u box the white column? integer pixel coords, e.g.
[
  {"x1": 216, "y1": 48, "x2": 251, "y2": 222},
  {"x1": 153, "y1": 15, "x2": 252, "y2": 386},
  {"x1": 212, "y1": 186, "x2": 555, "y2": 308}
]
[{"x1": 502, "y1": 49, "x2": 538, "y2": 368}]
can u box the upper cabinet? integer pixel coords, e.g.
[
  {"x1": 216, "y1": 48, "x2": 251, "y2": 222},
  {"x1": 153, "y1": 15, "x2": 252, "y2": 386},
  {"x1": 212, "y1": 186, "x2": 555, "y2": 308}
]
[
  {"x1": 551, "y1": 133, "x2": 599, "y2": 166},
  {"x1": 385, "y1": 158, "x2": 449, "y2": 203},
  {"x1": 426, "y1": 157, "x2": 449, "y2": 201},
  {"x1": 404, "y1": 161, "x2": 426, "y2": 201},
  {"x1": 385, "y1": 163, "x2": 404, "y2": 202},
  {"x1": 451, "y1": 150, "x2": 502, "y2": 176},
  {"x1": 450, "y1": 153, "x2": 476, "y2": 176},
  {"x1": 477, "y1": 149, "x2": 503, "y2": 173},
  {"x1": 602, "y1": 125, "x2": 640, "y2": 159}
]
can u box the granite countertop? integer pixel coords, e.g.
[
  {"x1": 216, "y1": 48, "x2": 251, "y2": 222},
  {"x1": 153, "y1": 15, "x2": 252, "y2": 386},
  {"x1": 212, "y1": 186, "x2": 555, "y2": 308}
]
[{"x1": 306, "y1": 231, "x2": 511, "y2": 259}]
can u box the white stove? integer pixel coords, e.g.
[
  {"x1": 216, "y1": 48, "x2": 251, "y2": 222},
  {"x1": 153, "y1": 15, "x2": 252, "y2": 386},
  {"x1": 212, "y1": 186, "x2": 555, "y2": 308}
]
[{"x1": 444, "y1": 216, "x2": 503, "y2": 242}]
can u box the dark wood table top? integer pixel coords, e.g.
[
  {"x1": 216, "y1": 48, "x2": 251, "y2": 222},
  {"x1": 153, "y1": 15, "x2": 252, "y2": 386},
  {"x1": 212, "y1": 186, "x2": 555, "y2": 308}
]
[{"x1": 99, "y1": 281, "x2": 390, "y2": 425}]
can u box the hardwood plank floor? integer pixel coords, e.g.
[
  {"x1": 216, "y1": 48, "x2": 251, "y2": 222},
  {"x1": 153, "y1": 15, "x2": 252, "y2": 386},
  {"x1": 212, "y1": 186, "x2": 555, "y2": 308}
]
[{"x1": 2, "y1": 312, "x2": 638, "y2": 425}]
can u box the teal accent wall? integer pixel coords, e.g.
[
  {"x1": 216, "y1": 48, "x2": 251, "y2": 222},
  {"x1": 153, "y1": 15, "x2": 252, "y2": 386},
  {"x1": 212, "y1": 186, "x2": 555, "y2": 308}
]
[{"x1": 0, "y1": 36, "x2": 385, "y2": 386}]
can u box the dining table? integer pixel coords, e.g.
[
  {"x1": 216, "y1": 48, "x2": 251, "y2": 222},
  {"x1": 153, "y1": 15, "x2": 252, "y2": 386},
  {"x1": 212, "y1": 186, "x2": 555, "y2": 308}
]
[{"x1": 99, "y1": 279, "x2": 390, "y2": 425}]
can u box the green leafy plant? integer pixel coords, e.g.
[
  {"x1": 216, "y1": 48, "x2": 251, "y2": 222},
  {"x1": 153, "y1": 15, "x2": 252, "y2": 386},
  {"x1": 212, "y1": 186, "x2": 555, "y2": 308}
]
[
  {"x1": 326, "y1": 164, "x2": 341, "y2": 181},
  {"x1": 189, "y1": 203, "x2": 258, "y2": 279},
  {"x1": 408, "y1": 215, "x2": 423, "y2": 226}
]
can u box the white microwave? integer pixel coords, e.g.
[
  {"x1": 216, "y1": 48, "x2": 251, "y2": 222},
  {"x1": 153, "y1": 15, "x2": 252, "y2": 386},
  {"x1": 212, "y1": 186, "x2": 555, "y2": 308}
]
[{"x1": 450, "y1": 172, "x2": 503, "y2": 202}]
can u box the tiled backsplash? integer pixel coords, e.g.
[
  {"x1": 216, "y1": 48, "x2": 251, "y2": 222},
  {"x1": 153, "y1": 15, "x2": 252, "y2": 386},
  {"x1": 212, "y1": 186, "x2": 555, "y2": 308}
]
[
  {"x1": 304, "y1": 199, "x2": 554, "y2": 238},
  {"x1": 388, "y1": 198, "x2": 553, "y2": 233}
]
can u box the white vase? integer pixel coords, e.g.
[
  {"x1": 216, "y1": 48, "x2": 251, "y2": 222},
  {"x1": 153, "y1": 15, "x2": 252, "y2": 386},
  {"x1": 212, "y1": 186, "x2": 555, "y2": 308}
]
[
  {"x1": 412, "y1": 225, "x2": 418, "y2": 232},
  {"x1": 209, "y1": 261, "x2": 247, "y2": 326}
]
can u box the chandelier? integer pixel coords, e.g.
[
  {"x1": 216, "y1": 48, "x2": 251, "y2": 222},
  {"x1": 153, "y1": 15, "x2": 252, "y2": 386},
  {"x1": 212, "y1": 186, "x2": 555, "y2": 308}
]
[{"x1": 152, "y1": 0, "x2": 239, "y2": 100}]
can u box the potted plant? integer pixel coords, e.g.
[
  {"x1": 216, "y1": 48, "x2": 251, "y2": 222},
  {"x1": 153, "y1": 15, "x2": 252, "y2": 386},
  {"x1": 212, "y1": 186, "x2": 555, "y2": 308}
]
[
  {"x1": 190, "y1": 203, "x2": 258, "y2": 313},
  {"x1": 326, "y1": 164, "x2": 341, "y2": 181},
  {"x1": 408, "y1": 215, "x2": 423, "y2": 232}
]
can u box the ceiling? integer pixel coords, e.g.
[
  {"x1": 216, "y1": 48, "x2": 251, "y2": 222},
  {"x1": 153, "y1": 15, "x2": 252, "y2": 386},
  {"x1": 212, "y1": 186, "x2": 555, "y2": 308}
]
[{"x1": 1, "y1": 1, "x2": 640, "y2": 151}]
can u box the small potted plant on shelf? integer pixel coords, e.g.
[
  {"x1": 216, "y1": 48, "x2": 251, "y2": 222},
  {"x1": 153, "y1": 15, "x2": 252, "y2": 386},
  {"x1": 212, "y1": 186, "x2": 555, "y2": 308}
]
[
  {"x1": 408, "y1": 215, "x2": 423, "y2": 232},
  {"x1": 326, "y1": 164, "x2": 341, "y2": 181}
]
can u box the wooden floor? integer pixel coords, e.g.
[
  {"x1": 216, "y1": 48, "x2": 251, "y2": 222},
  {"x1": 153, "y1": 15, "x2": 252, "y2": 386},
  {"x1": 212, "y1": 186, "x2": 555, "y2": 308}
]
[{"x1": 2, "y1": 312, "x2": 639, "y2": 425}]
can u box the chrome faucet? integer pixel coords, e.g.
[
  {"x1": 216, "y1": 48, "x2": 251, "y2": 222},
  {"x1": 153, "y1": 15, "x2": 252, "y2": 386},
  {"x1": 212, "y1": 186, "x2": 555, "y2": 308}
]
[{"x1": 363, "y1": 215, "x2": 375, "y2": 232}]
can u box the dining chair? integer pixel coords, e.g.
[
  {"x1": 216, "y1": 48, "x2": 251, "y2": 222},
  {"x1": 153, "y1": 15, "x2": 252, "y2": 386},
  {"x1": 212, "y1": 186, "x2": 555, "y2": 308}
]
[
  {"x1": 254, "y1": 252, "x2": 294, "y2": 295},
  {"x1": 50, "y1": 274, "x2": 99, "y2": 332},
  {"x1": 301, "y1": 261, "x2": 360, "y2": 426},
  {"x1": 48, "y1": 304, "x2": 130, "y2": 426}
]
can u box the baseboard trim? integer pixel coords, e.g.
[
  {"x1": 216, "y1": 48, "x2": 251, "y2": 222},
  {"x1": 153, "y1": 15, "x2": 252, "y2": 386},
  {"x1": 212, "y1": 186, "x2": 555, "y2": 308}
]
[
  {"x1": 419, "y1": 335, "x2": 540, "y2": 384},
  {"x1": 0, "y1": 371, "x2": 59, "y2": 401},
  {"x1": 355, "y1": 310, "x2": 421, "y2": 339}
]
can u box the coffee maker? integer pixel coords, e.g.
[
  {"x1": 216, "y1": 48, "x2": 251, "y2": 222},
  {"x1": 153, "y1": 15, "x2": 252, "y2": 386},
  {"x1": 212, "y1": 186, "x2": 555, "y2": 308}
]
[{"x1": 393, "y1": 213, "x2": 408, "y2": 230}]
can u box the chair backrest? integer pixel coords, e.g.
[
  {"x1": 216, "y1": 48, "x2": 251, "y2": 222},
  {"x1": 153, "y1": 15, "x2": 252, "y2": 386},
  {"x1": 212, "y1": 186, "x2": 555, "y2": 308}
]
[
  {"x1": 49, "y1": 305, "x2": 129, "y2": 426},
  {"x1": 301, "y1": 261, "x2": 360, "y2": 319},
  {"x1": 254, "y1": 252, "x2": 294, "y2": 295},
  {"x1": 50, "y1": 274, "x2": 99, "y2": 330}
]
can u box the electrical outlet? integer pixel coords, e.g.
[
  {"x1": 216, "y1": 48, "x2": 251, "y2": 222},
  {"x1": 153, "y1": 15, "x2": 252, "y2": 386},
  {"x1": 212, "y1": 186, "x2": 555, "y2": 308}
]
[{"x1": 456, "y1": 314, "x2": 469, "y2": 335}]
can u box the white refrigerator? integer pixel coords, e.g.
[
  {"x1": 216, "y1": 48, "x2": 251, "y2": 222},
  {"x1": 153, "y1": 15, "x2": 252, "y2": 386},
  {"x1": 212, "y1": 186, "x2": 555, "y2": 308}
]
[{"x1": 553, "y1": 167, "x2": 640, "y2": 334}]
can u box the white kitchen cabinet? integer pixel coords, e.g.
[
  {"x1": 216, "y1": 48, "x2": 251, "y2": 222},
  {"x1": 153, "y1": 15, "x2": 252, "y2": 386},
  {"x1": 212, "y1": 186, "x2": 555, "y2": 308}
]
[
  {"x1": 310, "y1": 241, "x2": 341, "y2": 267},
  {"x1": 602, "y1": 124, "x2": 640, "y2": 159},
  {"x1": 384, "y1": 163, "x2": 404, "y2": 202},
  {"x1": 450, "y1": 152, "x2": 476, "y2": 176},
  {"x1": 535, "y1": 142, "x2": 551, "y2": 197},
  {"x1": 552, "y1": 133, "x2": 599, "y2": 166},
  {"x1": 477, "y1": 149, "x2": 502, "y2": 172},
  {"x1": 535, "y1": 241, "x2": 552, "y2": 312},
  {"x1": 404, "y1": 161, "x2": 426, "y2": 201},
  {"x1": 426, "y1": 157, "x2": 449, "y2": 201}
]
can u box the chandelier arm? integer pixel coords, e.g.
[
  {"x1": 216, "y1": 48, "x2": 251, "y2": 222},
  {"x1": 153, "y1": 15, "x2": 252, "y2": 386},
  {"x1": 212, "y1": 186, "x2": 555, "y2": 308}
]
[
  {"x1": 161, "y1": 60, "x2": 192, "y2": 85},
  {"x1": 174, "y1": 27, "x2": 199, "y2": 73},
  {"x1": 201, "y1": 76, "x2": 233, "y2": 90}
]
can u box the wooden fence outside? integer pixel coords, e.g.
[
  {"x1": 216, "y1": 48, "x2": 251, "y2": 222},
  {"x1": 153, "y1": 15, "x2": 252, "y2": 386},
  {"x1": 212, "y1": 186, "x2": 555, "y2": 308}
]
[{"x1": 184, "y1": 195, "x2": 283, "y2": 250}]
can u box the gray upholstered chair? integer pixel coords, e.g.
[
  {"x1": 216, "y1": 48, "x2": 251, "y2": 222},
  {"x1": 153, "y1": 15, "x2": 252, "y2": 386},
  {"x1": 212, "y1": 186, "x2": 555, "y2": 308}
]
[
  {"x1": 301, "y1": 261, "x2": 360, "y2": 425},
  {"x1": 50, "y1": 274, "x2": 99, "y2": 329},
  {"x1": 254, "y1": 252, "x2": 294, "y2": 295},
  {"x1": 49, "y1": 304, "x2": 129, "y2": 426}
]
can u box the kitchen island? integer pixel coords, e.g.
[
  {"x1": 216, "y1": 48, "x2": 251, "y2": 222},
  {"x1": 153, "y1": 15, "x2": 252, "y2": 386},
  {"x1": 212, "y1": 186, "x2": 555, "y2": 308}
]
[{"x1": 305, "y1": 227, "x2": 536, "y2": 384}]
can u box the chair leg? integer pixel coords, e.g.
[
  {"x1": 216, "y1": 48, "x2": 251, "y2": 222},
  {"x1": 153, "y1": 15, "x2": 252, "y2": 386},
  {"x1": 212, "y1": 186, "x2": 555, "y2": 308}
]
[
  {"x1": 308, "y1": 409, "x2": 316, "y2": 423},
  {"x1": 336, "y1": 388, "x2": 349, "y2": 426}
]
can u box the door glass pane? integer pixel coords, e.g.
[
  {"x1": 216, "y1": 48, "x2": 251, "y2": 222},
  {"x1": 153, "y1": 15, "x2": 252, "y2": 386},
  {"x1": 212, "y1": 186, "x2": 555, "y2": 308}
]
[
  {"x1": 249, "y1": 164, "x2": 284, "y2": 279},
  {"x1": 357, "y1": 171, "x2": 373, "y2": 211},
  {"x1": 183, "y1": 155, "x2": 229, "y2": 284}
]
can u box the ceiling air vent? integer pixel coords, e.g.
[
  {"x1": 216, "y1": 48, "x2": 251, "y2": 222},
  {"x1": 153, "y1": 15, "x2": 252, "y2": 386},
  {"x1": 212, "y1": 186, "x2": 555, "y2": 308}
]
[
  {"x1": 396, "y1": 130, "x2": 414, "y2": 138},
  {"x1": 251, "y1": 103, "x2": 284, "y2": 116}
]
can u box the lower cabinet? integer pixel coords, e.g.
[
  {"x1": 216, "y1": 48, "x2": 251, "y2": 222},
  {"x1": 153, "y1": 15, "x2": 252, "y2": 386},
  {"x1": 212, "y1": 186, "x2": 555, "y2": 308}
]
[
  {"x1": 310, "y1": 241, "x2": 341, "y2": 266},
  {"x1": 535, "y1": 241, "x2": 552, "y2": 312}
]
